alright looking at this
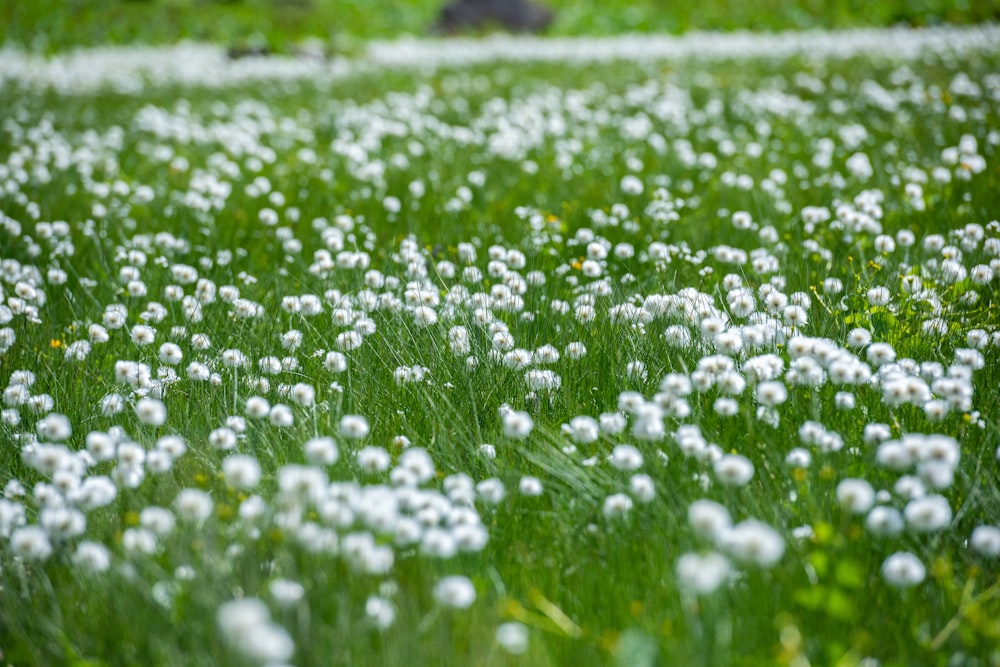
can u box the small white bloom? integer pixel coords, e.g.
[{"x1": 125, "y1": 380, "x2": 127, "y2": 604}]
[
  {"x1": 836, "y1": 478, "x2": 875, "y2": 514},
  {"x1": 881, "y1": 552, "x2": 926, "y2": 588},
  {"x1": 304, "y1": 437, "x2": 339, "y2": 465},
  {"x1": 269, "y1": 579, "x2": 305, "y2": 608},
  {"x1": 713, "y1": 454, "x2": 754, "y2": 486},
  {"x1": 434, "y1": 575, "x2": 476, "y2": 609},
  {"x1": 688, "y1": 499, "x2": 731, "y2": 540},
  {"x1": 904, "y1": 494, "x2": 952, "y2": 532},
  {"x1": 502, "y1": 410, "x2": 534, "y2": 440},
  {"x1": 519, "y1": 476, "x2": 544, "y2": 496},
  {"x1": 970, "y1": 525, "x2": 1000, "y2": 557},
  {"x1": 222, "y1": 455, "x2": 262, "y2": 490},
  {"x1": 10, "y1": 525, "x2": 53, "y2": 560},
  {"x1": 603, "y1": 493, "x2": 634, "y2": 519},
  {"x1": 340, "y1": 414, "x2": 370, "y2": 439},
  {"x1": 135, "y1": 398, "x2": 167, "y2": 426},
  {"x1": 720, "y1": 519, "x2": 785, "y2": 568},
  {"x1": 174, "y1": 488, "x2": 213, "y2": 524},
  {"x1": 72, "y1": 540, "x2": 111, "y2": 573},
  {"x1": 495, "y1": 622, "x2": 529, "y2": 655},
  {"x1": 865, "y1": 506, "x2": 903, "y2": 537},
  {"x1": 620, "y1": 175, "x2": 644, "y2": 195},
  {"x1": 676, "y1": 551, "x2": 731, "y2": 594}
]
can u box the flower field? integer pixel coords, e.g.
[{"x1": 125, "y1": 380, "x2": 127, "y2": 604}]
[{"x1": 1, "y1": 24, "x2": 999, "y2": 667}]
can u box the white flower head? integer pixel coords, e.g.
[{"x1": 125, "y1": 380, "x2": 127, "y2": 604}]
[
  {"x1": 713, "y1": 454, "x2": 755, "y2": 486},
  {"x1": 836, "y1": 478, "x2": 876, "y2": 514},
  {"x1": 676, "y1": 551, "x2": 731, "y2": 594},
  {"x1": 720, "y1": 519, "x2": 785, "y2": 568},
  {"x1": 603, "y1": 492, "x2": 634, "y2": 519},
  {"x1": 502, "y1": 410, "x2": 534, "y2": 440},
  {"x1": 495, "y1": 622, "x2": 529, "y2": 655},
  {"x1": 434, "y1": 575, "x2": 476, "y2": 609},
  {"x1": 970, "y1": 525, "x2": 1000, "y2": 557},
  {"x1": 340, "y1": 414, "x2": 370, "y2": 439},
  {"x1": 881, "y1": 552, "x2": 926, "y2": 588}
]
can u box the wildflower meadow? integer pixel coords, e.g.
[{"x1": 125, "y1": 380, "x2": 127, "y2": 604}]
[{"x1": 1, "y1": 17, "x2": 999, "y2": 667}]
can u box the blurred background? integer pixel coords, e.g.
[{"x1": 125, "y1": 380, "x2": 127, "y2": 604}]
[{"x1": 3, "y1": 0, "x2": 999, "y2": 54}]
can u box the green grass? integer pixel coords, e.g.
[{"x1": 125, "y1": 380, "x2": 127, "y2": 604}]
[
  {"x1": 3, "y1": 0, "x2": 1000, "y2": 52},
  {"x1": 1, "y1": 28, "x2": 1000, "y2": 667}
]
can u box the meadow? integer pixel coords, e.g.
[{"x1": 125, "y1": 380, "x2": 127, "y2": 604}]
[
  {"x1": 1, "y1": 19, "x2": 1000, "y2": 667},
  {"x1": 4, "y1": 0, "x2": 1000, "y2": 52}
]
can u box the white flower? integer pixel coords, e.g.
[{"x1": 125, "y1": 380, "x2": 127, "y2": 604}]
[
  {"x1": 519, "y1": 476, "x2": 544, "y2": 496},
  {"x1": 209, "y1": 427, "x2": 237, "y2": 450},
  {"x1": 865, "y1": 506, "x2": 904, "y2": 537},
  {"x1": 721, "y1": 520, "x2": 785, "y2": 568},
  {"x1": 476, "y1": 478, "x2": 506, "y2": 505},
  {"x1": 36, "y1": 413, "x2": 72, "y2": 440},
  {"x1": 304, "y1": 437, "x2": 339, "y2": 466},
  {"x1": 269, "y1": 579, "x2": 305, "y2": 608},
  {"x1": 970, "y1": 525, "x2": 1000, "y2": 557},
  {"x1": 174, "y1": 488, "x2": 213, "y2": 524},
  {"x1": 356, "y1": 446, "x2": 390, "y2": 474},
  {"x1": 72, "y1": 540, "x2": 111, "y2": 573},
  {"x1": 122, "y1": 527, "x2": 157, "y2": 555},
  {"x1": 222, "y1": 455, "x2": 262, "y2": 489},
  {"x1": 676, "y1": 551, "x2": 731, "y2": 594},
  {"x1": 420, "y1": 529, "x2": 457, "y2": 559},
  {"x1": 881, "y1": 552, "x2": 926, "y2": 588},
  {"x1": 413, "y1": 306, "x2": 438, "y2": 327},
  {"x1": 269, "y1": 404, "x2": 294, "y2": 427},
  {"x1": 785, "y1": 448, "x2": 811, "y2": 468},
  {"x1": 836, "y1": 478, "x2": 876, "y2": 514},
  {"x1": 217, "y1": 598, "x2": 295, "y2": 664},
  {"x1": 904, "y1": 494, "x2": 952, "y2": 532},
  {"x1": 713, "y1": 454, "x2": 755, "y2": 486},
  {"x1": 502, "y1": 410, "x2": 534, "y2": 439},
  {"x1": 139, "y1": 506, "x2": 176, "y2": 536},
  {"x1": 365, "y1": 596, "x2": 396, "y2": 630},
  {"x1": 867, "y1": 342, "x2": 896, "y2": 366},
  {"x1": 756, "y1": 381, "x2": 788, "y2": 407},
  {"x1": 620, "y1": 175, "x2": 644, "y2": 195},
  {"x1": 603, "y1": 493, "x2": 634, "y2": 519},
  {"x1": 245, "y1": 396, "x2": 270, "y2": 419},
  {"x1": 609, "y1": 444, "x2": 644, "y2": 471},
  {"x1": 629, "y1": 474, "x2": 656, "y2": 503},
  {"x1": 131, "y1": 324, "x2": 156, "y2": 345},
  {"x1": 599, "y1": 412, "x2": 626, "y2": 434},
  {"x1": 10, "y1": 525, "x2": 53, "y2": 560},
  {"x1": 565, "y1": 415, "x2": 601, "y2": 444},
  {"x1": 714, "y1": 397, "x2": 739, "y2": 416},
  {"x1": 290, "y1": 382, "x2": 315, "y2": 407},
  {"x1": 688, "y1": 499, "x2": 731, "y2": 540},
  {"x1": 434, "y1": 575, "x2": 476, "y2": 609},
  {"x1": 281, "y1": 329, "x2": 303, "y2": 350},
  {"x1": 495, "y1": 622, "x2": 529, "y2": 655},
  {"x1": 135, "y1": 398, "x2": 167, "y2": 426},
  {"x1": 324, "y1": 351, "x2": 348, "y2": 372},
  {"x1": 340, "y1": 414, "x2": 370, "y2": 439},
  {"x1": 158, "y1": 343, "x2": 183, "y2": 365}
]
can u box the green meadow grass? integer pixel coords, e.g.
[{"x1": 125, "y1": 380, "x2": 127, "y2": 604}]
[
  {"x1": 1, "y1": 31, "x2": 1000, "y2": 667},
  {"x1": 4, "y1": 0, "x2": 1000, "y2": 52}
]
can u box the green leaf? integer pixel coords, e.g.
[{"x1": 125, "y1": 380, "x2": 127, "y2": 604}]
[
  {"x1": 834, "y1": 560, "x2": 865, "y2": 589},
  {"x1": 824, "y1": 589, "x2": 857, "y2": 621},
  {"x1": 808, "y1": 551, "x2": 830, "y2": 578},
  {"x1": 793, "y1": 585, "x2": 827, "y2": 610},
  {"x1": 870, "y1": 310, "x2": 898, "y2": 338}
]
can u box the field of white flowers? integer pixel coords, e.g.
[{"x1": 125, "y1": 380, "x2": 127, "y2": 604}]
[{"x1": 1, "y1": 25, "x2": 999, "y2": 666}]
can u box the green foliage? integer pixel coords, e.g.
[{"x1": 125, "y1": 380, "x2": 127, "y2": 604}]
[
  {"x1": 1, "y1": 27, "x2": 1000, "y2": 667},
  {"x1": 3, "y1": 0, "x2": 1000, "y2": 53}
]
